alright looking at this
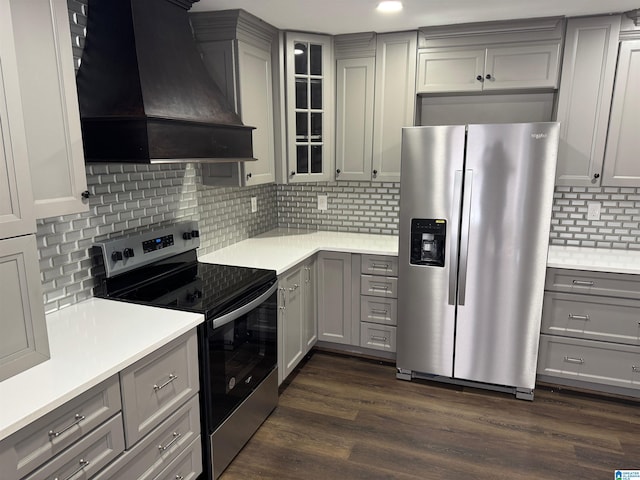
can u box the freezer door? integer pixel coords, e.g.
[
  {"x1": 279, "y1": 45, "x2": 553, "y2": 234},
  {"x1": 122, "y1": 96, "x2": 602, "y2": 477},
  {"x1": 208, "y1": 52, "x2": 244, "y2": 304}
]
[
  {"x1": 454, "y1": 122, "x2": 559, "y2": 389},
  {"x1": 396, "y1": 125, "x2": 466, "y2": 377}
]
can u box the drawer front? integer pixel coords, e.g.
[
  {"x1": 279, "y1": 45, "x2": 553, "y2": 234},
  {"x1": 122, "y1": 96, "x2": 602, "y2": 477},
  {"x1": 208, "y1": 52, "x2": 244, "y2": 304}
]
[
  {"x1": 92, "y1": 394, "x2": 200, "y2": 480},
  {"x1": 542, "y1": 292, "x2": 640, "y2": 345},
  {"x1": 0, "y1": 375, "x2": 121, "y2": 480},
  {"x1": 153, "y1": 435, "x2": 202, "y2": 480},
  {"x1": 537, "y1": 334, "x2": 640, "y2": 389},
  {"x1": 360, "y1": 296, "x2": 398, "y2": 326},
  {"x1": 360, "y1": 322, "x2": 397, "y2": 352},
  {"x1": 361, "y1": 255, "x2": 398, "y2": 276},
  {"x1": 23, "y1": 414, "x2": 125, "y2": 480},
  {"x1": 360, "y1": 275, "x2": 398, "y2": 298},
  {"x1": 545, "y1": 268, "x2": 640, "y2": 300},
  {"x1": 120, "y1": 331, "x2": 199, "y2": 447}
]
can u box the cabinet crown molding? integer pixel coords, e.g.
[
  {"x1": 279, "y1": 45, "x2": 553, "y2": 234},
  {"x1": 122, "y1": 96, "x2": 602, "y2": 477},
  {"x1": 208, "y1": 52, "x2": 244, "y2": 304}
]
[
  {"x1": 626, "y1": 9, "x2": 640, "y2": 26},
  {"x1": 419, "y1": 16, "x2": 564, "y2": 49},
  {"x1": 190, "y1": 9, "x2": 277, "y2": 49},
  {"x1": 335, "y1": 32, "x2": 377, "y2": 59}
]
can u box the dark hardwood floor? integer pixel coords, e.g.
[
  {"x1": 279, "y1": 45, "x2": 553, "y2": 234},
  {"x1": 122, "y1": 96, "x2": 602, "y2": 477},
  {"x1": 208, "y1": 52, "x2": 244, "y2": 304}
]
[{"x1": 220, "y1": 351, "x2": 640, "y2": 479}]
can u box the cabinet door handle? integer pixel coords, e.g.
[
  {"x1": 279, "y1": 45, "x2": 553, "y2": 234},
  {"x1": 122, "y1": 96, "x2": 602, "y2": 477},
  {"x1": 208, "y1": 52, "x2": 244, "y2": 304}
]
[
  {"x1": 158, "y1": 431, "x2": 181, "y2": 451},
  {"x1": 153, "y1": 373, "x2": 178, "y2": 391},
  {"x1": 476, "y1": 75, "x2": 483, "y2": 82},
  {"x1": 633, "y1": 365, "x2": 640, "y2": 373},
  {"x1": 175, "y1": 476, "x2": 185, "y2": 480},
  {"x1": 279, "y1": 287, "x2": 286, "y2": 309},
  {"x1": 485, "y1": 73, "x2": 492, "y2": 80},
  {"x1": 48, "y1": 414, "x2": 85, "y2": 438},
  {"x1": 572, "y1": 280, "x2": 594, "y2": 286},
  {"x1": 289, "y1": 283, "x2": 299, "y2": 292},
  {"x1": 563, "y1": 356, "x2": 584, "y2": 365},
  {"x1": 568, "y1": 314, "x2": 590, "y2": 321},
  {"x1": 54, "y1": 458, "x2": 90, "y2": 480}
]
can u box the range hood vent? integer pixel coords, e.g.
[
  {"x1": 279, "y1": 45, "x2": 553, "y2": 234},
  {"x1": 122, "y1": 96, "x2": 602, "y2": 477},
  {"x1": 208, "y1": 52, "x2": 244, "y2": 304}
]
[{"x1": 76, "y1": 0, "x2": 255, "y2": 164}]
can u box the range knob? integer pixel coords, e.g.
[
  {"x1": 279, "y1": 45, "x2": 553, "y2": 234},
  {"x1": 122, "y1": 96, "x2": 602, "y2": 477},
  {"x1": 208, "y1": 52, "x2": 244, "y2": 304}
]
[
  {"x1": 111, "y1": 251, "x2": 123, "y2": 262},
  {"x1": 123, "y1": 248, "x2": 135, "y2": 258},
  {"x1": 183, "y1": 232, "x2": 192, "y2": 240},
  {"x1": 191, "y1": 230, "x2": 200, "y2": 238}
]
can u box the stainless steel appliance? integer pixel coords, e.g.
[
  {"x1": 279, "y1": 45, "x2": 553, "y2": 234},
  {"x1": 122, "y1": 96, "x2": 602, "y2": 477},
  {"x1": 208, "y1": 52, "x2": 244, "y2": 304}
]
[
  {"x1": 396, "y1": 123, "x2": 559, "y2": 400},
  {"x1": 93, "y1": 222, "x2": 277, "y2": 479}
]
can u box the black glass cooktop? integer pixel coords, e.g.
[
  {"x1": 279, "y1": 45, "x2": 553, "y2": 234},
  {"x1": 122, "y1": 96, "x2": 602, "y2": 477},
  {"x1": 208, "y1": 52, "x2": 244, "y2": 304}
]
[{"x1": 99, "y1": 250, "x2": 276, "y2": 319}]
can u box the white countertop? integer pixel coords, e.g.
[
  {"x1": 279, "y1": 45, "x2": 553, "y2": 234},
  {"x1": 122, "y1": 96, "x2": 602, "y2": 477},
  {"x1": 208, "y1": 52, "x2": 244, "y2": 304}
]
[
  {"x1": 0, "y1": 298, "x2": 203, "y2": 441},
  {"x1": 547, "y1": 245, "x2": 640, "y2": 275},
  {"x1": 199, "y1": 228, "x2": 399, "y2": 274}
]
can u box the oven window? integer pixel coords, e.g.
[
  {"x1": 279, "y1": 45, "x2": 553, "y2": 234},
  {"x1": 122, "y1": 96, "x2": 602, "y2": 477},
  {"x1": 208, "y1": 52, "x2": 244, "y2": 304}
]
[{"x1": 206, "y1": 290, "x2": 277, "y2": 430}]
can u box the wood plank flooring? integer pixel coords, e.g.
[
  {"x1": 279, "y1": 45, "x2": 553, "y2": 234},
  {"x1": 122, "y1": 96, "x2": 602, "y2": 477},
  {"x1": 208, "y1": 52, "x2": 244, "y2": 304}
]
[{"x1": 219, "y1": 351, "x2": 640, "y2": 480}]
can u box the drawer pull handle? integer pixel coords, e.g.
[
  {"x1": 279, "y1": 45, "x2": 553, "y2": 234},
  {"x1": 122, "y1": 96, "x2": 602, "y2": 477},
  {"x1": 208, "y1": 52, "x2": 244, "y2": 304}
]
[
  {"x1": 568, "y1": 314, "x2": 590, "y2": 321},
  {"x1": 371, "y1": 263, "x2": 390, "y2": 270},
  {"x1": 176, "y1": 476, "x2": 185, "y2": 480},
  {"x1": 54, "y1": 458, "x2": 90, "y2": 480},
  {"x1": 154, "y1": 373, "x2": 178, "y2": 391},
  {"x1": 563, "y1": 356, "x2": 584, "y2": 365},
  {"x1": 371, "y1": 309, "x2": 389, "y2": 315},
  {"x1": 371, "y1": 284, "x2": 389, "y2": 291},
  {"x1": 572, "y1": 280, "x2": 594, "y2": 286},
  {"x1": 158, "y1": 431, "x2": 181, "y2": 451},
  {"x1": 289, "y1": 283, "x2": 299, "y2": 292},
  {"x1": 371, "y1": 335, "x2": 388, "y2": 342},
  {"x1": 48, "y1": 414, "x2": 85, "y2": 438},
  {"x1": 633, "y1": 365, "x2": 640, "y2": 373}
]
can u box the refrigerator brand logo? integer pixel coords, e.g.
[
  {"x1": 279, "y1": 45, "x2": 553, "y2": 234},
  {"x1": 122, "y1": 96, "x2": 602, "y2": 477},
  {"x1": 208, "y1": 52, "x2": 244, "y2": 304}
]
[{"x1": 531, "y1": 133, "x2": 548, "y2": 139}]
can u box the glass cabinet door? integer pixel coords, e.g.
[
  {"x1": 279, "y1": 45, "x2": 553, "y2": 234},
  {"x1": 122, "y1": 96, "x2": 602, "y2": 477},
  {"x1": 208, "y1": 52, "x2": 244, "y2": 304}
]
[{"x1": 286, "y1": 33, "x2": 333, "y2": 182}]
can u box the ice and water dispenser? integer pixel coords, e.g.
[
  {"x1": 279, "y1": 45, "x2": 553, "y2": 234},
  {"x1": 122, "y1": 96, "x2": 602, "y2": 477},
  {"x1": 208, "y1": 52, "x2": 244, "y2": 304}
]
[{"x1": 410, "y1": 219, "x2": 446, "y2": 267}]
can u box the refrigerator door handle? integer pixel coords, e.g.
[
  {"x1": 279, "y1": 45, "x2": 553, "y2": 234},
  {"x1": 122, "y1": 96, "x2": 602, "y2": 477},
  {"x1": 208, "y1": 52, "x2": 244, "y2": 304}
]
[
  {"x1": 458, "y1": 169, "x2": 473, "y2": 306},
  {"x1": 448, "y1": 170, "x2": 463, "y2": 305}
]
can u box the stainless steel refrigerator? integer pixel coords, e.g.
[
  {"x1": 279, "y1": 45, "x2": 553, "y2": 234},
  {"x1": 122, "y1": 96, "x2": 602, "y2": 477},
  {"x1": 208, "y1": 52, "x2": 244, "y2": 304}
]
[{"x1": 396, "y1": 122, "x2": 559, "y2": 400}]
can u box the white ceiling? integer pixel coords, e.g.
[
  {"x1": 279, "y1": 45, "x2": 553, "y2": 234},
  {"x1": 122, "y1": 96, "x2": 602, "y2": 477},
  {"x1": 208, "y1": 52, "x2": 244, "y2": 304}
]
[{"x1": 190, "y1": 0, "x2": 640, "y2": 35}]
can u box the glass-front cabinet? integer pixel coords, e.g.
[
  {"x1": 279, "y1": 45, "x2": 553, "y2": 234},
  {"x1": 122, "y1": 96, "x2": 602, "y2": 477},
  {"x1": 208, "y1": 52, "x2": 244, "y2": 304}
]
[{"x1": 285, "y1": 33, "x2": 333, "y2": 182}]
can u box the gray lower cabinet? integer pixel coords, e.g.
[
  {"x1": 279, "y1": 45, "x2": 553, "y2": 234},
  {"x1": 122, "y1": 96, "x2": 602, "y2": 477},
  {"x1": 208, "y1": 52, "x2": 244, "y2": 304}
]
[
  {"x1": 92, "y1": 395, "x2": 201, "y2": 480},
  {"x1": 0, "y1": 375, "x2": 121, "y2": 480},
  {"x1": 278, "y1": 257, "x2": 318, "y2": 385},
  {"x1": 538, "y1": 268, "x2": 640, "y2": 396},
  {"x1": 0, "y1": 329, "x2": 202, "y2": 480},
  {"x1": 120, "y1": 331, "x2": 200, "y2": 447},
  {"x1": 317, "y1": 251, "x2": 353, "y2": 345},
  {"x1": 359, "y1": 255, "x2": 398, "y2": 353},
  {"x1": 23, "y1": 415, "x2": 125, "y2": 480}
]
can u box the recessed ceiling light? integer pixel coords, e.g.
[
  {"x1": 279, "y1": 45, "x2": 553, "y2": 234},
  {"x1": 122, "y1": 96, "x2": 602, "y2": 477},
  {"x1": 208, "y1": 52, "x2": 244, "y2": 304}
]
[{"x1": 377, "y1": 1, "x2": 403, "y2": 13}]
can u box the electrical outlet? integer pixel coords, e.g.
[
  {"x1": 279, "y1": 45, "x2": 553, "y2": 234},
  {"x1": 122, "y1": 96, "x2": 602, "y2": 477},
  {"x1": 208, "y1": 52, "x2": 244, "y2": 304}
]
[
  {"x1": 317, "y1": 195, "x2": 328, "y2": 211},
  {"x1": 587, "y1": 202, "x2": 601, "y2": 221},
  {"x1": 251, "y1": 196, "x2": 257, "y2": 213}
]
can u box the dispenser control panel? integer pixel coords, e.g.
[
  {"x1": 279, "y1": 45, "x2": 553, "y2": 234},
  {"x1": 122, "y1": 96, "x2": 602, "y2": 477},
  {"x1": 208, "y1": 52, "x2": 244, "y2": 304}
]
[{"x1": 410, "y1": 219, "x2": 446, "y2": 267}]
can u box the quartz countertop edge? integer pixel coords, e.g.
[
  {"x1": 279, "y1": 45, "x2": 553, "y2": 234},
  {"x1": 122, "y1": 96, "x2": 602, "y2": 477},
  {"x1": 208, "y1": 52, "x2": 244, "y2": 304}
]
[
  {"x1": 547, "y1": 245, "x2": 640, "y2": 275},
  {"x1": 199, "y1": 229, "x2": 400, "y2": 274},
  {"x1": 0, "y1": 297, "x2": 204, "y2": 441}
]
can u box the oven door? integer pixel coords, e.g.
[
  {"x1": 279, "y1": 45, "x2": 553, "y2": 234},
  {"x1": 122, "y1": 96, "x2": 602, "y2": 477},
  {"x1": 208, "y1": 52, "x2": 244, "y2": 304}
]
[{"x1": 202, "y1": 280, "x2": 278, "y2": 431}]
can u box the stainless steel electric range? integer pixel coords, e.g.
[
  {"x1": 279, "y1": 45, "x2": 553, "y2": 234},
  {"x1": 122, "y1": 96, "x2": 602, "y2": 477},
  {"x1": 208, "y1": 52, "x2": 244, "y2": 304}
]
[{"x1": 93, "y1": 221, "x2": 278, "y2": 480}]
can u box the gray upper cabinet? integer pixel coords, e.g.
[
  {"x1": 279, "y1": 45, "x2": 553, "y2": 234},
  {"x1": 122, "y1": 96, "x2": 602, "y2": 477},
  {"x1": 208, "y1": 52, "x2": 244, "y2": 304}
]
[
  {"x1": 10, "y1": 0, "x2": 88, "y2": 219},
  {"x1": 372, "y1": 32, "x2": 417, "y2": 182},
  {"x1": 191, "y1": 10, "x2": 277, "y2": 187},
  {"x1": 0, "y1": 0, "x2": 35, "y2": 239},
  {"x1": 555, "y1": 16, "x2": 621, "y2": 187},
  {"x1": 602, "y1": 39, "x2": 640, "y2": 186},
  {"x1": 284, "y1": 32, "x2": 334, "y2": 182},
  {"x1": 0, "y1": 235, "x2": 49, "y2": 382},
  {"x1": 417, "y1": 17, "x2": 564, "y2": 94},
  {"x1": 334, "y1": 33, "x2": 376, "y2": 181}
]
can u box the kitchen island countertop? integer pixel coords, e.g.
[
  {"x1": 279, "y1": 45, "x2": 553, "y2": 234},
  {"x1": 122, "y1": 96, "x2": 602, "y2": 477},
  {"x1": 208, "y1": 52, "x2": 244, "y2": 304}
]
[
  {"x1": 199, "y1": 228, "x2": 399, "y2": 274},
  {"x1": 0, "y1": 298, "x2": 203, "y2": 441}
]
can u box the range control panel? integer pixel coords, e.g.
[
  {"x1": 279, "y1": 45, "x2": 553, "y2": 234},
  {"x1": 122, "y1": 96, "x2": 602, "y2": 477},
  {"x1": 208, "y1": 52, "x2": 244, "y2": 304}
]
[{"x1": 94, "y1": 221, "x2": 200, "y2": 278}]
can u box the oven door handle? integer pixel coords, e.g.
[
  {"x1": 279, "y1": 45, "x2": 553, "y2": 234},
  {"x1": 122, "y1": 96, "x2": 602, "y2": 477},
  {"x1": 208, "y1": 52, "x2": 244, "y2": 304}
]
[{"x1": 212, "y1": 281, "x2": 278, "y2": 329}]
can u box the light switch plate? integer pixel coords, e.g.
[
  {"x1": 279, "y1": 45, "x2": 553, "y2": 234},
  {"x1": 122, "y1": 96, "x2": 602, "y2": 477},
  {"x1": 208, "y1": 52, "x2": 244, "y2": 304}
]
[
  {"x1": 587, "y1": 202, "x2": 601, "y2": 220},
  {"x1": 317, "y1": 195, "x2": 328, "y2": 211},
  {"x1": 251, "y1": 196, "x2": 257, "y2": 213}
]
